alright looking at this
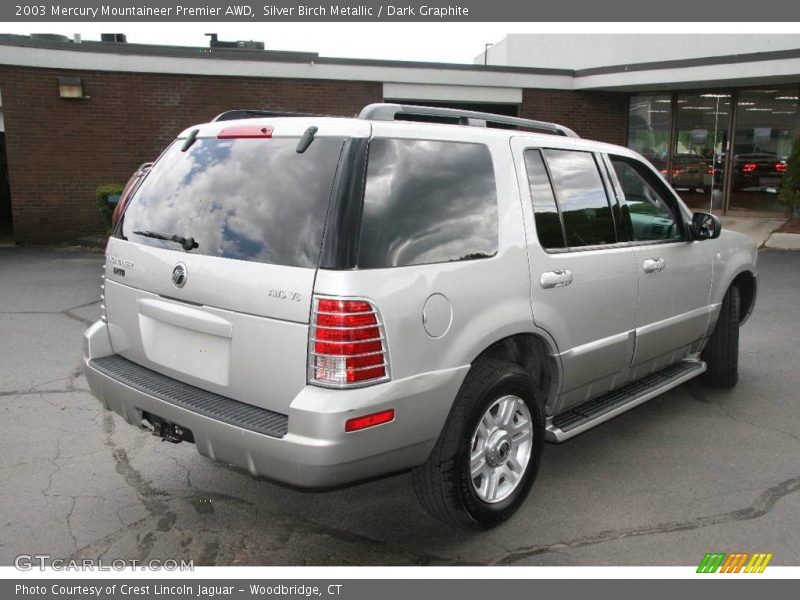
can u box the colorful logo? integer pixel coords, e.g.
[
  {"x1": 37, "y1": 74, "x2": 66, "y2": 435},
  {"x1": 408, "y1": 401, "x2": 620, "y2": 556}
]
[{"x1": 697, "y1": 552, "x2": 773, "y2": 573}]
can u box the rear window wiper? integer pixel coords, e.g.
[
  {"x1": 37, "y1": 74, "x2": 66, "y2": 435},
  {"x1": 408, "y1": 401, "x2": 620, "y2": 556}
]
[
  {"x1": 133, "y1": 230, "x2": 199, "y2": 251},
  {"x1": 296, "y1": 126, "x2": 318, "y2": 153}
]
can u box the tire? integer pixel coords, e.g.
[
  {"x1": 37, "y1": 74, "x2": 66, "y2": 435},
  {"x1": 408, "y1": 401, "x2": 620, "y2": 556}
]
[
  {"x1": 412, "y1": 359, "x2": 545, "y2": 529},
  {"x1": 701, "y1": 285, "x2": 741, "y2": 388}
]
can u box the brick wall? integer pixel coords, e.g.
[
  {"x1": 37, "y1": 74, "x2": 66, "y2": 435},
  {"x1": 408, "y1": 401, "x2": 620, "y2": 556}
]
[
  {"x1": 0, "y1": 66, "x2": 382, "y2": 242},
  {"x1": 521, "y1": 89, "x2": 629, "y2": 145},
  {"x1": 0, "y1": 65, "x2": 630, "y2": 242}
]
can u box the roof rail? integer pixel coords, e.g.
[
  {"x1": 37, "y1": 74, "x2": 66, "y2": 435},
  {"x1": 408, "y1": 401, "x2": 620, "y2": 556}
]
[
  {"x1": 212, "y1": 109, "x2": 328, "y2": 122},
  {"x1": 358, "y1": 103, "x2": 579, "y2": 138}
]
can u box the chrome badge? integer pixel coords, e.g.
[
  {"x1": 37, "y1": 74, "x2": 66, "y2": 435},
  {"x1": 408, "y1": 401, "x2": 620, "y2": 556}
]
[{"x1": 171, "y1": 263, "x2": 188, "y2": 288}]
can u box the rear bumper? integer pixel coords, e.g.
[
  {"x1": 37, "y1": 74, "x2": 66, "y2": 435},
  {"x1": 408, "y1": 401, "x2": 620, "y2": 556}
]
[{"x1": 83, "y1": 320, "x2": 467, "y2": 488}]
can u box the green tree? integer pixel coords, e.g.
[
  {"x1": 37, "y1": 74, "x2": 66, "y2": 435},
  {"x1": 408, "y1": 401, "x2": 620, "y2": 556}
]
[
  {"x1": 779, "y1": 136, "x2": 800, "y2": 218},
  {"x1": 96, "y1": 183, "x2": 125, "y2": 231}
]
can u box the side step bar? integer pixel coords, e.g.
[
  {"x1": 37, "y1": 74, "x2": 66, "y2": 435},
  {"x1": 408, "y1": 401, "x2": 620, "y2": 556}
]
[{"x1": 546, "y1": 359, "x2": 706, "y2": 442}]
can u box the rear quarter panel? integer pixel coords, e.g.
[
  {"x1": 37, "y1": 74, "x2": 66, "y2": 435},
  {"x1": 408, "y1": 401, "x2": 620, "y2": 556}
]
[{"x1": 313, "y1": 129, "x2": 540, "y2": 382}]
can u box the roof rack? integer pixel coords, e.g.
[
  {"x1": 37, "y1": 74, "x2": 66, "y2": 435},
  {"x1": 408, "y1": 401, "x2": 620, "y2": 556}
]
[
  {"x1": 358, "y1": 103, "x2": 579, "y2": 138},
  {"x1": 212, "y1": 109, "x2": 328, "y2": 122}
]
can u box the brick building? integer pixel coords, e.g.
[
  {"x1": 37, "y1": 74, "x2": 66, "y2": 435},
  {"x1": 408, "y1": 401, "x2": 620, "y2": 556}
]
[{"x1": 0, "y1": 33, "x2": 798, "y2": 242}]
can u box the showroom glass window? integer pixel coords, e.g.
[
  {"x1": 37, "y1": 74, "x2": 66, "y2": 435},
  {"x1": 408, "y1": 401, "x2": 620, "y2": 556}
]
[
  {"x1": 728, "y1": 87, "x2": 799, "y2": 214},
  {"x1": 627, "y1": 94, "x2": 672, "y2": 173},
  {"x1": 671, "y1": 92, "x2": 731, "y2": 212}
]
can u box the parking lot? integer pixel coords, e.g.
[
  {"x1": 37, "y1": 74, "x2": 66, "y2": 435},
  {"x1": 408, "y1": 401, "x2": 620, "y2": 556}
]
[{"x1": 1, "y1": 246, "x2": 799, "y2": 566}]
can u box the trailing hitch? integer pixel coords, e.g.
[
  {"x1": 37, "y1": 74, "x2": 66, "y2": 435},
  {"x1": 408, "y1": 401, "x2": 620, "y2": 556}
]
[{"x1": 141, "y1": 413, "x2": 193, "y2": 444}]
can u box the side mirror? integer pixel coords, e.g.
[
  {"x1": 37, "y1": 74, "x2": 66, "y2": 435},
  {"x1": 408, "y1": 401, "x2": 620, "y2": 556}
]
[{"x1": 691, "y1": 212, "x2": 721, "y2": 241}]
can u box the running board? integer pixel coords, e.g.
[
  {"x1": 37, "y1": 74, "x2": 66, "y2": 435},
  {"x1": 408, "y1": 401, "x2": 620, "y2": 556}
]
[{"x1": 546, "y1": 359, "x2": 706, "y2": 442}]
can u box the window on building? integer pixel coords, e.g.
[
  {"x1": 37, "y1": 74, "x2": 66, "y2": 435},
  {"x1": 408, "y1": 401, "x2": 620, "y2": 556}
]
[
  {"x1": 543, "y1": 149, "x2": 616, "y2": 247},
  {"x1": 728, "y1": 87, "x2": 799, "y2": 215},
  {"x1": 627, "y1": 94, "x2": 672, "y2": 174},
  {"x1": 627, "y1": 87, "x2": 799, "y2": 217},
  {"x1": 358, "y1": 138, "x2": 498, "y2": 268},
  {"x1": 671, "y1": 91, "x2": 731, "y2": 211}
]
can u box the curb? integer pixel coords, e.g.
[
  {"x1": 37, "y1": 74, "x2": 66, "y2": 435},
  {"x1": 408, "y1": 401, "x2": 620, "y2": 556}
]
[
  {"x1": 69, "y1": 237, "x2": 108, "y2": 251},
  {"x1": 764, "y1": 232, "x2": 800, "y2": 250}
]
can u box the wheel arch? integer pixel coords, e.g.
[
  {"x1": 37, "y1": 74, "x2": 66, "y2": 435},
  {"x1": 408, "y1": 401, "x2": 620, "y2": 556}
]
[
  {"x1": 731, "y1": 270, "x2": 757, "y2": 326},
  {"x1": 471, "y1": 332, "x2": 561, "y2": 415}
]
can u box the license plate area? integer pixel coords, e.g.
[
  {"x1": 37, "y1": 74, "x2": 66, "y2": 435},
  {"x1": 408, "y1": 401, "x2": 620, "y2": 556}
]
[
  {"x1": 759, "y1": 176, "x2": 781, "y2": 189},
  {"x1": 139, "y1": 314, "x2": 231, "y2": 386}
]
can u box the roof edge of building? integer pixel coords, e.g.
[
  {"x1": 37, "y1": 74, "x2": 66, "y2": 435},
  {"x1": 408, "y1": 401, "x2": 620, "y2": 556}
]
[{"x1": 1, "y1": 33, "x2": 798, "y2": 88}]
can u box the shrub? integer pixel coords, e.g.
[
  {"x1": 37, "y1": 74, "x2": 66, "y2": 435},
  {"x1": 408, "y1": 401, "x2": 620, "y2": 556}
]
[
  {"x1": 96, "y1": 183, "x2": 125, "y2": 231},
  {"x1": 779, "y1": 137, "x2": 800, "y2": 217}
]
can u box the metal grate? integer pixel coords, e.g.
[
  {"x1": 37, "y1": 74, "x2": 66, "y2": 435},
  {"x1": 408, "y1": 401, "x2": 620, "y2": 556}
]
[
  {"x1": 552, "y1": 361, "x2": 700, "y2": 432},
  {"x1": 90, "y1": 355, "x2": 288, "y2": 438}
]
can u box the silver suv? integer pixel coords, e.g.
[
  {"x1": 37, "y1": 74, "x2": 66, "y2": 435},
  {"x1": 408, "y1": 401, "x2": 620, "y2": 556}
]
[{"x1": 84, "y1": 104, "x2": 758, "y2": 529}]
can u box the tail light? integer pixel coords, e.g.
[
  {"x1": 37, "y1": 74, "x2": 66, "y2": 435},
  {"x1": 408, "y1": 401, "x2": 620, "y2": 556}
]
[
  {"x1": 308, "y1": 296, "x2": 390, "y2": 387},
  {"x1": 707, "y1": 167, "x2": 715, "y2": 175},
  {"x1": 112, "y1": 162, "x2": 153, "y2": 228},
  {"x1": 742, "y1": 163, "x2": 757, "y2": 173},
  {"x1": 111, "y1": 187, "x2": 131, "y2": 229},
  {"x1": 776, "y1": 163, "x2": 787, "y2": 173}
]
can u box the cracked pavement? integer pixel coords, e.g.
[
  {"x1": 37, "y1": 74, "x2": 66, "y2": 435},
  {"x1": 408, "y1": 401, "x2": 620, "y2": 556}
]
[{"x1": 1, "y1": 246, "x2": 799, "y2": 566}]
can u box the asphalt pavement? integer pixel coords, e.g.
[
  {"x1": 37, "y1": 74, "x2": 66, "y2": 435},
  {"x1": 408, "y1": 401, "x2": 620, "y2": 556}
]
[{"x1": 1, "y1": 246, "x2": 798, "y2": 566}]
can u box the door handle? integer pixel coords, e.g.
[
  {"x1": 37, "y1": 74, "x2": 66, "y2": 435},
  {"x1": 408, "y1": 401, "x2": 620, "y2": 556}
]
[
  {"x1": 540, "y1": 269, "x2": 573, "y2": 289},
  {"x1": 643, "y1": 258, "x2": 666, "y2": 274}
]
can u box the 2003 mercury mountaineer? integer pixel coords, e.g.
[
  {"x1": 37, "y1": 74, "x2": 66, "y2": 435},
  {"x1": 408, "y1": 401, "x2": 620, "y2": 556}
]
[{"x1": 84, "y1": 104, "x2": 758, "y2": 529}]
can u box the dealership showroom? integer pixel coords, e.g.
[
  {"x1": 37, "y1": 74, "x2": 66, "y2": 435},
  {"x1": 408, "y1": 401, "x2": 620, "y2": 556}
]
[{"x1": 0, "y1": 33, "x2": 799, "y2": 243}]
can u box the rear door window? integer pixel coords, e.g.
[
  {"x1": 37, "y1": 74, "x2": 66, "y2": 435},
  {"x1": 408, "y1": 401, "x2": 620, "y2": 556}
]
[
  {"x1": 543, "y1": 149, "x2": 616, "y2": 247},
  {"x1": 358, "y1": 138, "x2": 498, "y2": 268},
  {"x1": 117, "y1": 136, "x2": 345, "y2": 268},
  {"x1": 524, "y1": 149, "x2": 566, "y2": 249}
]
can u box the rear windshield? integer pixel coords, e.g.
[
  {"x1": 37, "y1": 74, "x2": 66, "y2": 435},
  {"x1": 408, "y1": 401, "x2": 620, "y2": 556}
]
[{"x1": 117, "y1": 136, "x2": 345, "y2": 268}]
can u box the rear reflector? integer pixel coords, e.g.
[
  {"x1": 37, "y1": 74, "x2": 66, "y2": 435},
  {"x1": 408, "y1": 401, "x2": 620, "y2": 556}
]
[
  {"x1": 309, "y1": 296, "x2": 390, "y2": 387},
  {"x1": 218, "y1": 125, "x2": 274, "y2": 139},
  {"x1": 345, "y1": 409, "x2": 395, "y2": 432}
]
